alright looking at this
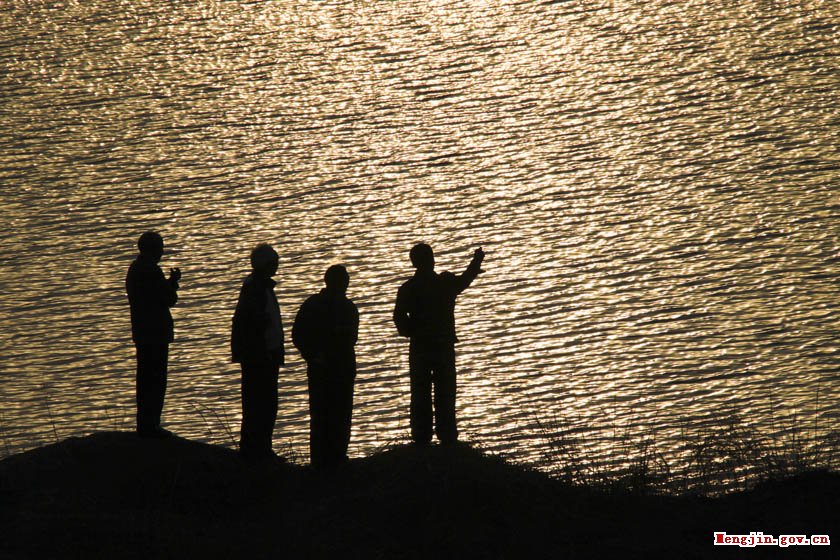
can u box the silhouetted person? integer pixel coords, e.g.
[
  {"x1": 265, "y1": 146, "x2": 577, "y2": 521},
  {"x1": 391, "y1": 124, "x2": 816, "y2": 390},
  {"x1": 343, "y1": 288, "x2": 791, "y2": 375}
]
[
  {"x1": 231, "y1": 244, "x2": 285, "y2": 460},
  {"x1": 394, "y1": 244, "x2": 485, "y2": 445},
  {"x1": 293, "y1": 265, "x2": 359, "y2": 469},
  {"x1": 126, "y1": 231, "x2": 180, "y2": 438}
]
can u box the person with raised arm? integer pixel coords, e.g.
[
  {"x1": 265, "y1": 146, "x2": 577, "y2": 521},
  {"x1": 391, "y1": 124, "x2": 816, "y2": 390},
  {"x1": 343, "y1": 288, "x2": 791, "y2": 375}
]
[{"x1": 393, "y1": 244, "x2": 485, "y2": 445}]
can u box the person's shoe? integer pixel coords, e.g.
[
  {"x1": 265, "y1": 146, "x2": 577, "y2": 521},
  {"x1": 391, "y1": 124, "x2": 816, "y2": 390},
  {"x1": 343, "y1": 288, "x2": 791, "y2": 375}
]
[
  {"x1": 268, "y1": 451, "x2": 288, "y2": 464},
  {"x1": 240, "y1": 448, "x2": 286, "y2": 464},
  {"x1": 154, "y1": 427, "x2": 174, "y2": 438},
  {"x1": 137, "y1": 426, "x2": 173, "y2": 439},
  {"x1": 137, "y1": 426, "x2": 156, "y2": 438}
]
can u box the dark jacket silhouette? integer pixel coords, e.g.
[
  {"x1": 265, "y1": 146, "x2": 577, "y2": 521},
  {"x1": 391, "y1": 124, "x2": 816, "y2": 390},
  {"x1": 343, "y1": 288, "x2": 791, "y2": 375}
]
[
  {"x1": 293, "y1": 265, "x2": 358, "y2": 469},
  {"x1": 394, "y1": 270, "x2": 478, "y2": 343},
  {"x1": 394, "y1": 245, "x2": 484, "y2": 444},
  {"x1": 231, "y1": 244, "x2": 284, "y2": 460},
  {"x1": 126, "y1": 255, "x2": 178, "y2": 345},
  {"x1": 293, "y1": 290, "x2": 358, "y2": 365},
  {"x1": 231, "y1": 275, "x2": 285, "y2": 367}
]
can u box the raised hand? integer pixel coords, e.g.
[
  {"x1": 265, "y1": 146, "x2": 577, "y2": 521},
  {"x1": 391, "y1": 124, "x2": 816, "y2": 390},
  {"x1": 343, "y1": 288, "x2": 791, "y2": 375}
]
[
  {"x1": 474, "y1": 247, "x2": 485, "y2": 264},
  {"x1": 471, "y1": 247, "x2": 485, "y2": 273}
]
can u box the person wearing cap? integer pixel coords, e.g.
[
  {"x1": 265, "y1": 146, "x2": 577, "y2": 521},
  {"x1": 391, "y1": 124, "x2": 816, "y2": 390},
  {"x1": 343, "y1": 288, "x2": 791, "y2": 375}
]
[
  {"x1": 231, "y1": 243, "x2": 285, "y2": 460},
  {"x1": 125, "y1": 231, "x2": 181, "y2": 438},
  {"x1": 292, "y1": 264, "x2": 359, "y2": 469},
  {"x1": 393, "y1": 244, "x2": 485, "y2": 445}
]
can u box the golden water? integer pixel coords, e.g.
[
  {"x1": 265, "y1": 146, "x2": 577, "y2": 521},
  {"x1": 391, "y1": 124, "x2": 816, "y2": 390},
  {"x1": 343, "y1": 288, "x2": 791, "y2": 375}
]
[{"x1": 1, "y1": 1, "x2": 838, "y2": 475}]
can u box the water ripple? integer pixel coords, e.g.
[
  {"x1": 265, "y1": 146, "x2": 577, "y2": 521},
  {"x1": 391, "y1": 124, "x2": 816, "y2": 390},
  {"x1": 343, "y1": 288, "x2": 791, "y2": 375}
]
[{"x1": 1, "y1": 1, "x2": 838, "y2": 476}]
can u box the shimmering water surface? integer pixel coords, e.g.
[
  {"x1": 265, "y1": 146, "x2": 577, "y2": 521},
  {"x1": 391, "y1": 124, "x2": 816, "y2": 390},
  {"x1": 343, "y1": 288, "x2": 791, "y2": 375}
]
[{"x1": 1, "y1": 0, "x2": 838, "y2": 474}]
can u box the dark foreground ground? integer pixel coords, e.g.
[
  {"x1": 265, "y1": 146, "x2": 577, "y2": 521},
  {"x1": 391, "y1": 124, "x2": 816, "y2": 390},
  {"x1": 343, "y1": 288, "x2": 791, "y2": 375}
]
[{"x1": 0, "y1": 432, "x2": 836, "y2": 559}]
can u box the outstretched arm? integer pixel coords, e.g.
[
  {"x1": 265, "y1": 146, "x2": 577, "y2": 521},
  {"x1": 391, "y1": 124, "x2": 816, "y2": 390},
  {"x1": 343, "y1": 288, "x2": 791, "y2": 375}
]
[{"x1": 452, "y1": 247, "x2": 485, "y2": 295}]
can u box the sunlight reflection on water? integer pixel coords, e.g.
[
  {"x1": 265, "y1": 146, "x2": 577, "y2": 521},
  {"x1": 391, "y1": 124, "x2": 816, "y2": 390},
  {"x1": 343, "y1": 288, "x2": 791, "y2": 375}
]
[{"x1": 1, "y1": 1, "x2": 838, "y2": 484}]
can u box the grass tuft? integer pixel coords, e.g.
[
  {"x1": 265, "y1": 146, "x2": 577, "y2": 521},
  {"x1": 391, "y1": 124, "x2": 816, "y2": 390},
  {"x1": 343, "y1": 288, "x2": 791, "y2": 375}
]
[{"x1": 535, "y1": 406, "x2": 838, "y2": 496}]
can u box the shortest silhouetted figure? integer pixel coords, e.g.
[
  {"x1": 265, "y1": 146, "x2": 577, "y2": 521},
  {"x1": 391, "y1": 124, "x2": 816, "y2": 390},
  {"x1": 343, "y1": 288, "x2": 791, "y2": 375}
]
[
  {"x1": 231, "y1": 244, "x2": 285, "y2": 460},
  {"x1": 394, "y1": 244, "x2": 484, "y2": 445},
  {"x1": 126, "y1": 231, "x2": 180, "y2": 438},
  {"x1": 293, "y1": 265, "x2": 359, "y2": 469}
]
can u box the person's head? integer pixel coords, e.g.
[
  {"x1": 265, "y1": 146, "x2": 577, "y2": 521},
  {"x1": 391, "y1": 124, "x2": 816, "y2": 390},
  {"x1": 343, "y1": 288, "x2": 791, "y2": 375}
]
[
  {"x1": 250, "y1": 243, "x2": 279, "y2": 278},
  {"x1": 138, "y1": 231, "x2": 164, "y2": 262},
  {"x1": 324, "y1": 264, "x2": 349, "y2": 296},
  {"x1": 409, "y1": 243, "x2": 435, "y2": 271}
]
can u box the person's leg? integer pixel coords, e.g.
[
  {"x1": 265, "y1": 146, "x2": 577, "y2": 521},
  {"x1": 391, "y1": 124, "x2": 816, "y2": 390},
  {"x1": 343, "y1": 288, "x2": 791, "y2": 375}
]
[
  {"x1": 409, "y1": 340, "x2": 433, "y2": 444},
  {"x1": 336, "y1": 365, "x2": 356, "y2": 462},
  {"x1": 150, "y1": 344, "x2": 168, "y2": 429},
  {"x1": 308, "y1": 364, "x2": 329, "y2": 468},
  {"x1": 432, "y1": 344, "x2": 458, "y2": 444},
  {"x1": 239, "y1": 364, "x2": 257, "y2": 455},
  {"x1": 135, "y1": 345, "x2": 150, "y2": 432},
  {"x1": 256, "y1": 364, "x2": 279, "y2": 456},
  {"x1": 241, "y1": 363, "x2": 279, "y2": 458},
  {"x1": 325, "y1": 362, "x2": 355, "y2": 466},
  {"x1": 136, "y1": 344, "x2": 168, "y2": 434},
  {"x1": 323, "y1": 374, "x2": 340, "y2": 467}
]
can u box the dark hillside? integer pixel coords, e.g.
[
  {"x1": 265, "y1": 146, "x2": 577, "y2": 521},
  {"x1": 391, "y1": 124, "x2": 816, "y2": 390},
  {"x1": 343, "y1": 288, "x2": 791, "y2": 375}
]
[{"x1": 1, "y1": 432, "x2": 836, "y2": 559}]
